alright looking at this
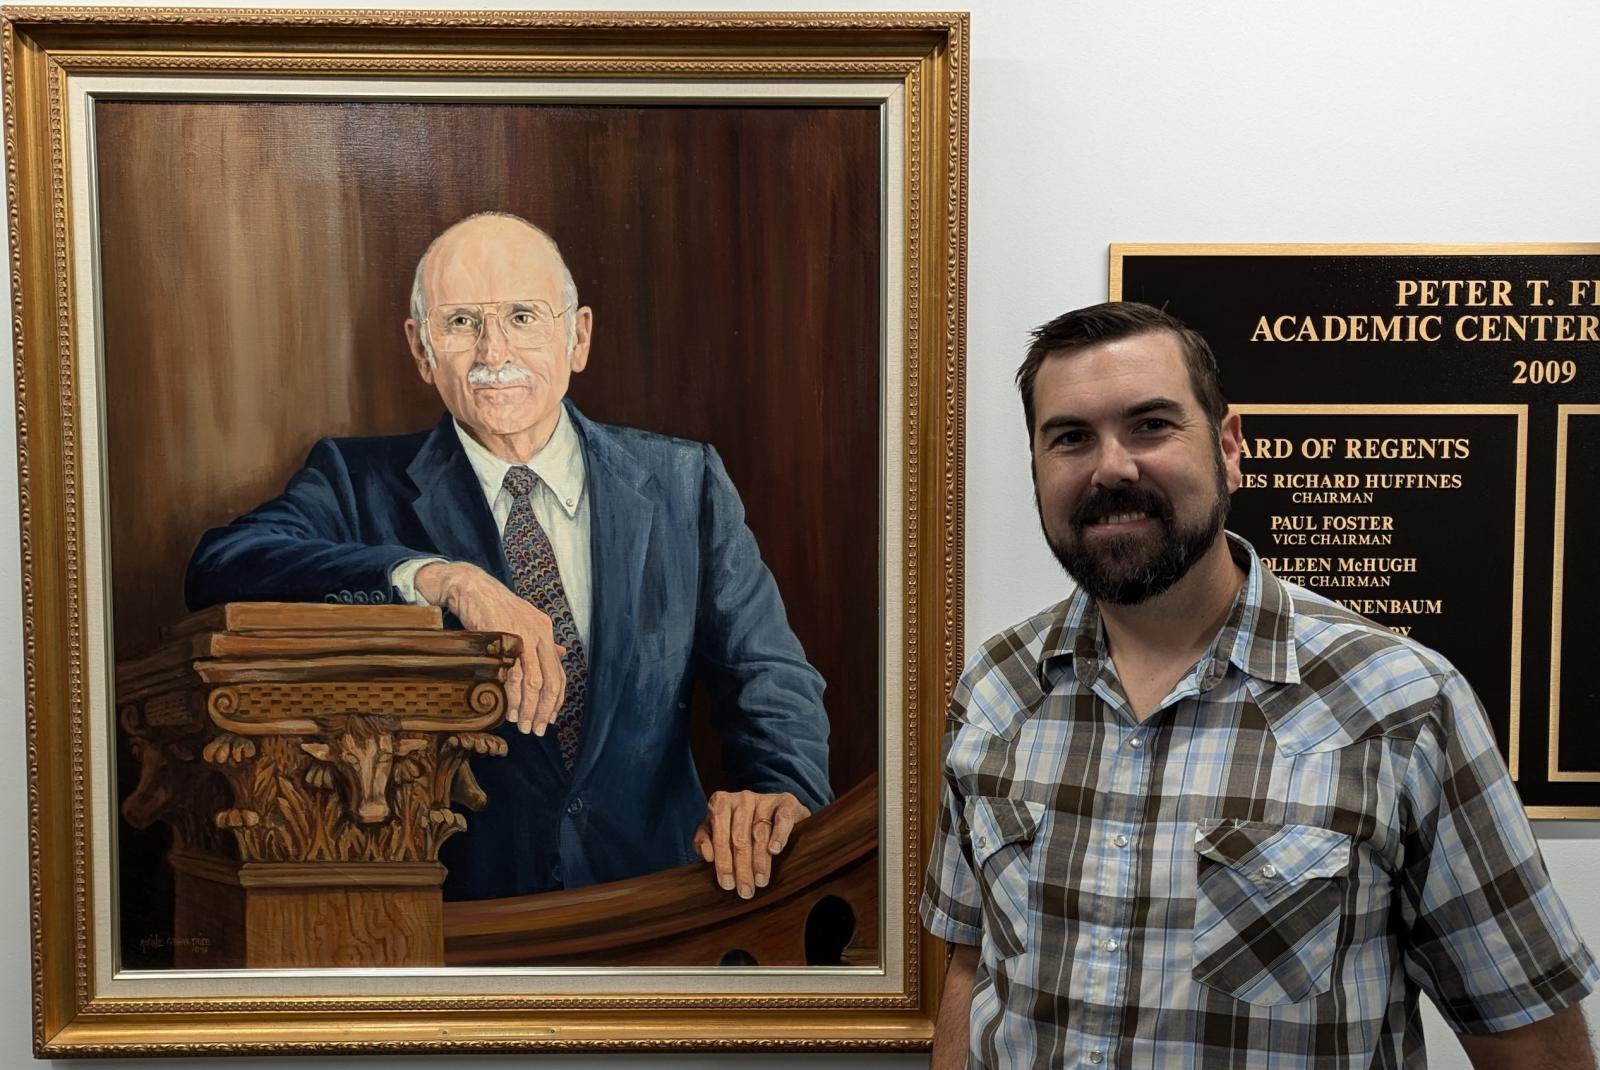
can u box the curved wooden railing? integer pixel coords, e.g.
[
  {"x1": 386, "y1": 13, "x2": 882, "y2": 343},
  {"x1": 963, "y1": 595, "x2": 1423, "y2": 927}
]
[{"x1": 445, "y1": 772, "x2": 879, "y2": 967}]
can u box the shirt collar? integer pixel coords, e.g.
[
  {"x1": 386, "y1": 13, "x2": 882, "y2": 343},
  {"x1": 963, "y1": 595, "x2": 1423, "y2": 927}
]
[
  {"x1": 1214, "y1": 533, "x2": 1301, "y2": 686},
  {"x1": 452, "y1": 405, "x2": 587, "y2": 518},
  {"x1": 1038, "y1": 531, "x2": 1300, "y2": 691}
]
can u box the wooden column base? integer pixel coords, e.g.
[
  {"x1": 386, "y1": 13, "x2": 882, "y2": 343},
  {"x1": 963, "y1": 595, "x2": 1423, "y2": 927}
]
[{"x1": 171, "y1": 850, "x2": 445, "y2": 968}]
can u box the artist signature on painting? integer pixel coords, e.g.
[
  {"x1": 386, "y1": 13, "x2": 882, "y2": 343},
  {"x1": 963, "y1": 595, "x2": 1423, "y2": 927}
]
[{"x1": 138, "y1": 932, "x2": 211, "y2": 956}]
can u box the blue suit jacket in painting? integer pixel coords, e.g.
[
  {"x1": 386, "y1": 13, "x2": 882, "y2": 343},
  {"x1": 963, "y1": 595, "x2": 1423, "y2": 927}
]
[{"x1": 185, "y1": 401, "x2": 832, "y2": 900}]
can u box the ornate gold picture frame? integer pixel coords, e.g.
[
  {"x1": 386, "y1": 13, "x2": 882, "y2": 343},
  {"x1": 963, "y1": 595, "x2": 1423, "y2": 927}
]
[{"x1": 4, "y1": 8, "x2": 967, "y2": 1054}]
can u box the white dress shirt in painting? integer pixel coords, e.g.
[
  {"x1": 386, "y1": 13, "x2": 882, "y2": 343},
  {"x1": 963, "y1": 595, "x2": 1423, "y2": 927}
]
[{"x1": 390, "y1": 405, "x2": 593, "y2": 647}]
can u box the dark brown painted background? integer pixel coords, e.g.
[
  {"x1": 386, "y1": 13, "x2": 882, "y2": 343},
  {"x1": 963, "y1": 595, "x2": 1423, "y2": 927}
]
[{"x1": 97, "y1": 101, "x2": 881, "y2": 957}]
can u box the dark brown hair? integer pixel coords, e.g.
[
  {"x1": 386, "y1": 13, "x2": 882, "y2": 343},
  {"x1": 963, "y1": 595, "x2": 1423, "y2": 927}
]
[{"x1": 1016, "y1": 301, "x2": 1228, "y2": 438}]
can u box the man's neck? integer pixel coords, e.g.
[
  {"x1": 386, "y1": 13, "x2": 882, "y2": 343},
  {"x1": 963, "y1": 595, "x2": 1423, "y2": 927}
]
[{"x1": 1095, "y1": 537, "x2": 1246, "y2": 719}]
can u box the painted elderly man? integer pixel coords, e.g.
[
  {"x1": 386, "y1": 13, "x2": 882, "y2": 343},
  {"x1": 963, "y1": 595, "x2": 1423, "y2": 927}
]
[{"x1": 187, "y1": 212, "x2": 832, "y2": 901}]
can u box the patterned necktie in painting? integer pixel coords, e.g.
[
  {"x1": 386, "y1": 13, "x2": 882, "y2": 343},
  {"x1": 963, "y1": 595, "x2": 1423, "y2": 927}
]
[{"x1": 501, "y1": 465, "x2": 588, "y2": 772}]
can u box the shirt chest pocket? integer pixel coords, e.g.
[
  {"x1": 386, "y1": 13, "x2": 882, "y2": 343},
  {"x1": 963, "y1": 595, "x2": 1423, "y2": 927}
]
[
  {"x1": 966, "y1": 797, "x2": 1044, "y2": 961},
  {"x1": 1192, "y1": 819, "x2": 1352, "y2": 1006}
]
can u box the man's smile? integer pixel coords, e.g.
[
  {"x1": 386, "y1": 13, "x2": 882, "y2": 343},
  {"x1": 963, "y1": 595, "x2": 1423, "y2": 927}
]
[{"x1": 1088, "y1": 510, "x2": 1150, "y2": 529}]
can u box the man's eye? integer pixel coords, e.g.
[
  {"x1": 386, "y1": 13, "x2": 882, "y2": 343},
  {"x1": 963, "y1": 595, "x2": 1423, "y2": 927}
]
[
  {"x1": 1051, "y1": 431, "x2": 1087, "y2": 448},
  {"x1": 1137, "y1": 418, "x2": 1172, "y2": 432},
  {"x1": 507, "y1": 310, "x2": 539, "y2": 328},
  {"x1": 443, "y1": 312, "x2": 479, "y2": 330}
]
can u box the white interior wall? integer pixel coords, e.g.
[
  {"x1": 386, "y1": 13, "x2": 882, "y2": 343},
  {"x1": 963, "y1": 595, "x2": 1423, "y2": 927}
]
[{"x1": 2, "y1": 1, "x2": 1595, "y2": 1066}]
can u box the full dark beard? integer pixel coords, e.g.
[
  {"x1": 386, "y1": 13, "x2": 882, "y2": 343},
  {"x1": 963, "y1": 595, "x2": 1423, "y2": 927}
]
[{"x1": 1043, "y1": 451, "x2": 1231, "y2": 606}]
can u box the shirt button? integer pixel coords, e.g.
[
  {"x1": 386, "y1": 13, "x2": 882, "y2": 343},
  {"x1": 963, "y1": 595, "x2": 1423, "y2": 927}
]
[
  {"x1": 566, "y1": 498, "x2": 576, "y2": 508},
  {"x1": 1260, "y1": 864, "x2": 1278, "y2": 879},
  {"x1": 976, "y1": 835, "x2": 989, "y2": 851},
  {"x1": 566, "y1": 798, "x2": 584, "y2": 816},
  {"x1": 1128, "y1": 737, "x2": 1143, "y2": 749},
  {"x1": 1113, "y1": 834, "x2": 1129, "y2": 848},
  {"x1": 1088, "y1": 1052, "x2": 1104, "y2": 1065},
  {"x1": 1104, "y1": 938, "x2": 1119, "y2": 952}
]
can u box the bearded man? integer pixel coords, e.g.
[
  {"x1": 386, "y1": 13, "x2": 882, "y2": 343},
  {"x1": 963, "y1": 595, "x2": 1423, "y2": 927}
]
[{"x1": 920, "y1": 301, "x2": 1596, "y2": 1068}]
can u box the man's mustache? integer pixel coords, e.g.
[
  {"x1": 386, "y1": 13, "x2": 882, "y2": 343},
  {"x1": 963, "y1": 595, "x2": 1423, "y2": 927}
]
[{"x1": 467, "y1": 364, "x2": 534, "y2": 386}]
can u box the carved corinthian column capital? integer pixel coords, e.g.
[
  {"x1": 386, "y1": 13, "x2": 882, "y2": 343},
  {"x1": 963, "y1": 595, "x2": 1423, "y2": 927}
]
[{"x1": 115, "y1": 603, "x2": 517, "y2": 967}]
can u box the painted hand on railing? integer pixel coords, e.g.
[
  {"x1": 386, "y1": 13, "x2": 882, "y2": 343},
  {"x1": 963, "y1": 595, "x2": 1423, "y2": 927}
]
[{"x1": 692, "y1": 790, "x2": 811, "y2": 900}]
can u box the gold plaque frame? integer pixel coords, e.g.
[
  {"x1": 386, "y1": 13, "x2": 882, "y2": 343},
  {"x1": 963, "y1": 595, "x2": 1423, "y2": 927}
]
[
  {"x1": 1548, "y1": 405, "x2": 1600, "y2": 784},
  {"x1": 3, "y1": 7, "x2": 968, "y2": 1055}
]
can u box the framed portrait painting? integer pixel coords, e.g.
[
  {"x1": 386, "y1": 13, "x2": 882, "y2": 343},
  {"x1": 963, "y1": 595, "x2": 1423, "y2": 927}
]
[{"x1": 3, "y1": 8, "x2": 967, "y2": 1054}]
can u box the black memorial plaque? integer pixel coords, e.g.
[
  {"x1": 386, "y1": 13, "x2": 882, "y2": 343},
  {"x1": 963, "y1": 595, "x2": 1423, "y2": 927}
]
[{"x1": 1112, "y1": 246, "x2": 1600, "y2": 815}]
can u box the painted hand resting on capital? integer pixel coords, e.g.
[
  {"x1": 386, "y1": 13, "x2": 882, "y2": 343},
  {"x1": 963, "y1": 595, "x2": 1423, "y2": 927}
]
[{"x1": 417, "y1": 560, "x2": 570, "y2": 734}]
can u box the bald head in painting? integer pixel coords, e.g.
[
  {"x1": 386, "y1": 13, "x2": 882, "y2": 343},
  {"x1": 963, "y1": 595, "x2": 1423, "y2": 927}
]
[{"x1": 405, "y1": 215, "x2": 591, "y2": 459}]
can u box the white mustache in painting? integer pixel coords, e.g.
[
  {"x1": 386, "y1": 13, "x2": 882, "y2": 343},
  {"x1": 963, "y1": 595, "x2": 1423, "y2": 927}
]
[{"x1": 467, "y1": 364, "x2": 534, "y2": 386}]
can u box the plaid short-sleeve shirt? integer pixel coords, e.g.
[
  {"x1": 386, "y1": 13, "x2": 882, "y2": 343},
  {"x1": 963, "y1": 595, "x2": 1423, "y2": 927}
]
[{"x1": 921, "y1": 535, "x2": 1597, "y2": 1069}]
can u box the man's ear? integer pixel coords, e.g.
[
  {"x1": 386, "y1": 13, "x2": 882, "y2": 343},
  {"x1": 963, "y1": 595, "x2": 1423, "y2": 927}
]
[
  {"x1": 1218, "y1": 409, "x2": 1244, "y2": 493},
  {"x1": 568, "y1": 307, "x2": 593, "y2": 374},
  {"x1": 405, "y1": 318, "x2": 435, "y2": 383}
]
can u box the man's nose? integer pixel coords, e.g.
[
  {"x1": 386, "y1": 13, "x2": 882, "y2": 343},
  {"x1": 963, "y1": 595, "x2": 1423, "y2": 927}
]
[
  {"x1": 476, "y1": 312, "x2": 514, "y2": 363},
  {"x1": 1091, "y1": 436, "x2": 1139, "y2": 487}
]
